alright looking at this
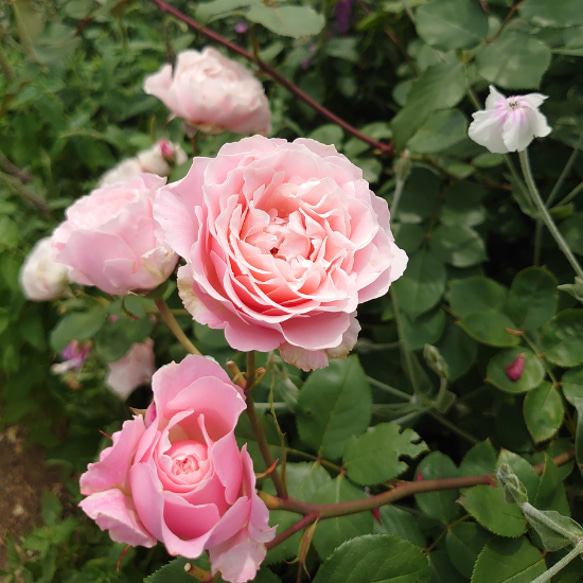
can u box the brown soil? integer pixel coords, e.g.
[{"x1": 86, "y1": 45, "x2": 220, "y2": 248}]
[{"x1": 0, "y1": 426, "x2": 67, "y2": 573}]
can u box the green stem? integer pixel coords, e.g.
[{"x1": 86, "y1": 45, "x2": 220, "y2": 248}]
[
  {"x1": 244, "y1": 353, "x2": 287, "y2": 499},
  {"x1": 529, "y1": 541, "x2": 583, "y2": 583},
  {"x1": 546, "y1": 143, "x2": 580, "y2": 207},
  {"x1": 427, "y1": 410, "x2": 480, "y2": 445},
  {"x1": 553, "y1": 180, "x2": 583, "y2": 209},
  {"x1": 390, "y1": 178, "x2": 406, "y2": 218},
  {"x1": 519, "y1": 150, "x2": 583, "y2": 280},
  {"x1": 367, "y1": 376, "x2": 413, "y2": 401},
  {"x1": 154, "y1": 298, "x2": 202, "y2": 355}
]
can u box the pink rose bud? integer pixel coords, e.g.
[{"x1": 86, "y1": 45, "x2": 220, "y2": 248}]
[
  {"x1": 79, "y1": 354, "x2": 276, "y2": 583},
  {"x1": 105, "y1": 339, "x2": 156, "y2": 400},
  {"x1": 19, "y1": 236, "x2": 70, "y2": 302},
  {"x1": 158, "y1": 139, "x2": 175, "y2": 161},
  {"x1": 143, "y1": 48, "x2": 271, "y2": 136},
  {"x1": 505, "y1": 353, "x2": 525, "y2": 381},
  {"x1": 468, "y1": 85, "x2": 551, "y2": 153},
  {"x1": 53, "y1": 174, "x2": 178, "y2": 295},
  {"x1": 154, "y1": 136, "x2": 408, "y2": 371}
]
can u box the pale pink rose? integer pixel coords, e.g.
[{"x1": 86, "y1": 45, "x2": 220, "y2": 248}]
[
  {"x1": 155, "y1": 136, "x2": 408, "y2": 371},
  {"x1": 99, "y1": 140, "x2": 188, "y2": 186},
  {"x1": 143, "y1": 48, "x2": 271, "y2": 136},
  {"x1": 19, "y1": 236, "x2": 70, "y2": 301},
  {"x1": 53, "y1": 174, "x2": 178, "y2": 295},
  {"x1": 105, "y1": 339, "x2": 156, "y2": 399},
  {"x1": 79, "y1": 354, "x2": 275, "y2": 583}
]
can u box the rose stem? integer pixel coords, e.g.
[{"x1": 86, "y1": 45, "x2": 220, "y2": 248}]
[
  {"x1": 259, "y1": 448, "x2": 575, "y2": 538},
  {"x1": 245, "y1": 351, "x2": 287, "y2": 499},
  {"x1": 154, "y1": 298, "x2": 202, "y2": 356},
  {"x1": 144, "y1": 0, "x2": 393, "y2": 156},
  {"x1": 519, "y1": 149, "x2": 583, "y2": 280}
]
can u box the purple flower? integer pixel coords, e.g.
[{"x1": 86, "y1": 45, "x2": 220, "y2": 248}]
[{"x1": 51, "y1": 340, "x2": 91, "y2": 374}]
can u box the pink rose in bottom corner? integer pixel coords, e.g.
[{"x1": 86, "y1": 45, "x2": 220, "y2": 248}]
[
  {"x1": 79, "y1": 354, "x2": 275, "y2": 583},
  {"x1": 154, "y1": 135, "x2": 408, "y2": 371},
  {"x1": 105, "y1": 339, "x2": 156, "y2": 400}
]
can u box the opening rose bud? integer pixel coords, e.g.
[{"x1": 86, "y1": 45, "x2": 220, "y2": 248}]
[
  {"x1": 154, "y1": 136, "x2": 408, "y2": 371},
  {"x1": 79, "y1": 354, "x2": 275, "y2": 583}
]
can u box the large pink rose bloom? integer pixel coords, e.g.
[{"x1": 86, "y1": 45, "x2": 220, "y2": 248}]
[
  {"x1": 155, "y1": 136, "x2": 408, "y2": 371},
  {"x1": 79, "y1": 354, "x2": 275, "y2": 583},
  {"x1": 143, "y1": 48, "x2": 271, "y2": 136},
  {"x1": 53, "y1": 174, "x2": 178, "y2": 295}
]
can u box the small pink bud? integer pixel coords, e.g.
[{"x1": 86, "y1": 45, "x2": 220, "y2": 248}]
[
  {"x1": 506, "y1": 353, "x2": 525, "y2": 381},
  {"x1": 158, "y1": 139, "x2": 174, "y2": 161}
]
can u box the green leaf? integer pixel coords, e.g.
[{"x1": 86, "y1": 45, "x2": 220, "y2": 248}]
[
  {"x1": 375, "y1": 506, "x2": 426, "y2": 547},
  {"x1": 486, "y1": 348, "x2": 545, "y2": 393},
  {"x1": 145, "y1": 557, "x2": 211, "y2": 583},
  {"x1": 429, "y1": 550, "x2": 468, "y2": 583},
  {"x1": 343, "y1": 423, "x2": 428, "y2": 486},
  {"x1": 523, "y1": 506, "x2": 583, "y2": 552},
  {"x1": 448, "y1": 276, "x2": 507, "y2": 318},
  {"x1": 430, "y1": 225, "x2": 487, "y2": 268},
  {"x1": 308, "y1": 124, "x2": 344, "y2": 147},
  {"x1": 540, "y1": 309, "x2": 583, "y2": 367},
  {"x1": 94, "y1": 316, "x2": 153, "y2": 363},
  {"x1": 391, "y1": 248, "x2": 447, "y2": 319},
  {"x1": 310, "y1": 476, "x2": 373, "y2": 559},
  {"x1": 507, "y1": 267, "x2": 558, "y2": 331},
  {"x1": 296, "y1": 356, "x2": 372, "y2": 459},
  {"x1": 471, "y1": 537, "x2": 546, "y2": 583},
  {"x1": 476, "y1": 31, "x2": 552, "y2": 90},
  {"x1": 523, "y1": 382, "x2": 564, "y2": 443},
  {"x1": 393, "y1": 223, "x2": 426, "y2": 254},
  {"x1": 246, "y1": 5, "x2": 325, "y2": 38},
  {"x1": 401, "y1": 308, "x2": 446, "y2": 352},
  {"x1": 415, "y1": 452, "x2": 460, "y2": 524},
  {"x1": 408, "y1": 109, "x2": 468, "y2": 154},
  {"x1": 496, "y1": 451, "x2": 539, "y2": 502},
  {"x1": 49, "y1": 309, "x2": 108, "y2": 352},
  {"x1": 12, "y1": 0, "x2": 45, "y2": 54},
  {"x1": 440, "y1": 182, "x2": 487, "y2": 227},
  {"x1": 416, "y1": 0, "x2": 488, "y2": 51},
  {"x1": 559, "y1": 214, "x2": 583, "y2": 256},
  {"x1": 460, "y1": 485, "x2": 526, "y2": 537},
  {"x1": 397, "y1": 168, "x2": 440, "y2": 224},
  {"x1": 435, "y1": 322, "x2": 478, "y2": 381},
  {"x1": 518, "y1": 0, "x2": 583, "y2": 28},
  {"x1": 311, "y1": 534, "x2": 430, "y2": 583},
  {"x1": 458, "y1": 311, "x2": 521, "y2": 348},
  {"x1": 445, "y1": 522, "x2": 492, "y2": 578},
  {"x1": 534, "y1": 458, "x2": 570, "y2": 515},
  {"x1": 391, "y1": 63, "x2": 466, "y2": 151},
  {"x1": 194, "y1": 0, "x2": 261, "y2": 22},
  {"x1": 562, "y1": 367, "x2": 583, "y2": 475},
  {"x1": 459, "y1": 440, "x2": 497, "y2": 477},
  {"x1": 265, "y1": 462, "x2": 331, "y2": 564}
]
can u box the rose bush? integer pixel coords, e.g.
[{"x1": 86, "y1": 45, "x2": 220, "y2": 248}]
[
  {"x1": 79, "y1": 354, "x2": 275, "y2": 583},
  {"x1": 143, "y1": 47, "x2": 271, "y2": 136},
  {"x1": 52, "y1": 174, "x2": 178, "y2": 295},
  {"x1": 19, "y1": 236, "x2": 70, "y2": 301},
  {"x1": 105, "y1": 338, "x2": 156, "y2": 399},
  {"x1": 154, "y1": 136, "x2": 407, "y2": 370}
]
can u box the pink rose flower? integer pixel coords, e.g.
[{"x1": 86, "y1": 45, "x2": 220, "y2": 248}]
[
  {"x1": 105, "y1": 339, "x2": 156, "y2": 400},
  {"x1": 79, "y1": 354, "x2": 275, "y2": 583},
  {"x1": 155, "y1": 136, "x2": 408, "y2": 371},
  {"x1": 53, "y1": 174, "x2": 178, "y2": 295},
  {"x1": 143, "y1": 48, "x2": 271, "y2": 136},
  {"x1": 19, "y1": 236, "x2": 70, "y2": 301}
]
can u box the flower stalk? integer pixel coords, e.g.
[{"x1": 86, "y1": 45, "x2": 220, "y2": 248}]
[{"x1": 154, "y1": 297, "x2": 202, "y2": 355}]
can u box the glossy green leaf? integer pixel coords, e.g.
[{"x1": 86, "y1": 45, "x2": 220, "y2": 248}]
[
  {"x1": 471, "y1": 537, "x2": 546, "y2": 583},
  {"x1": 559, "y1": 214, "x2": 583, "y2": 256},
  {"x1": 296, "y1": 356, "x2": 372, "y2": 459},
  {"x1": 375, "y1": 505, "x2": 426, "y2": 547},
  {"x1": 94, "y1": 315, "x2": 153, "y2": 363},
  {"x1": 448, "y1": 276, "x2": 507, "y2": 318},
  {"x1": 195, "y1": 0, "x2": 261, "y2": 22},
  {"x1": 445, "y1": 522, "x2": 492, "y2": 578},
  {"x1": 400, "y1": 308, "x2": 446, "y2": 352},
  {"x1": 416, "y1": 0, "x2": 488, "y2": 51},
  {"x1": 311, "y1": 534, "x2": 429, "y2": 583},
  {"x1": 397, "y1": 168, "x2": 440, "y2": 224},
  {"x1": 430, "y1": 225, "x2": 487, "y2": 268},
  {"x1": 49, "y1": 309, "x2": 108, "y2": 352},
  {"x1": 246, "y1": 4, "x2": 325, "y2": 38},
  {"x1": 415, "y1": 452, "x2": 460, "y2": 523},
  {"x1": 393, "y1": 223, "x2": 426, "y2": 254},
  {"x1": 145, "y1": 557, "x2": 211, "y2": 583},
  {"x1": 310, "y1": 476, "x2": 373, "y2": 559},
  {"x1": 518, "y1": 0, "x2": 583, "y2": 27},
  {"x1": 458, "y1": 310, "x2": 521, "y2": 348},
  {"x1": 534, "y1": 458, "x2": 570, "y2": 515},
  {"x1": 460, "y1": 485, "x2": 526, "y2": 537},
  {"x1": 562, "y1": 367, "x2": 583, "y2": 475},
  {"x1": 486, "y1": 348, "x2": 545, "y2": 393},
  {"x1": 408, "y1": 109, "x2": 468, "y2": 154},
  {"x1": 540, "y1": 310, "x2": 583, "y2": 367},
  {"x1": 435, "y1": 322, "x2": 478, "y2": 381},
  {"x1": 507, "y1": 267, "x2": 558, "y2": 331},
  {"x1": 392, "y1": 249, "x2": 447, "y2": 319},
  {"x1": 440, "y1": 182, "x2": 487, "y2": 227},
  {"x1": 459, "y1": 440, "x2": 497, "y2": 477},
  {"x1": 476, "y1": 31, "x2": 552, "y2": 90},
  {"x1": 523, "y1": 382, "x2": 564, "y2": 443},
  {"x1": 343, "y1": 423, "x2": 428, "y2": 486},
  {"x1": 429, "y1": 550, "x2": 468, "y2": 583}
]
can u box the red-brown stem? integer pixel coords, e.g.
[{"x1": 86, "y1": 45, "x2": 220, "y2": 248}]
[
  {"x1": 145, "y1": 0, "x2": 393, "y2": 155},
  {"x1": 266, "y1": 513, "x2": 319, "y2": 550},
  {"x1": 260, "y1": 449, "x2": 575, "y2": 522}
]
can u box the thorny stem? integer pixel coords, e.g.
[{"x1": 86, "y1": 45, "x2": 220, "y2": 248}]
[
  {"x1": 145, "y1": 0, "x2": 393, "y2": 155},
  {"x1": 266, "y1": 513, "x2": 319, "y2": 550},
  {"x1": 154, "y1": 298, "x2": 202, "y2": 355},
  {"x1": 244, "y1": 352, "x2": 287, "y2": 499},
  {"x1": 260, "y1": 449, "x2": 575, "y2": 547},
  {"x1": 519, "y1": 150, "x2": 583, "y2": 280}
]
